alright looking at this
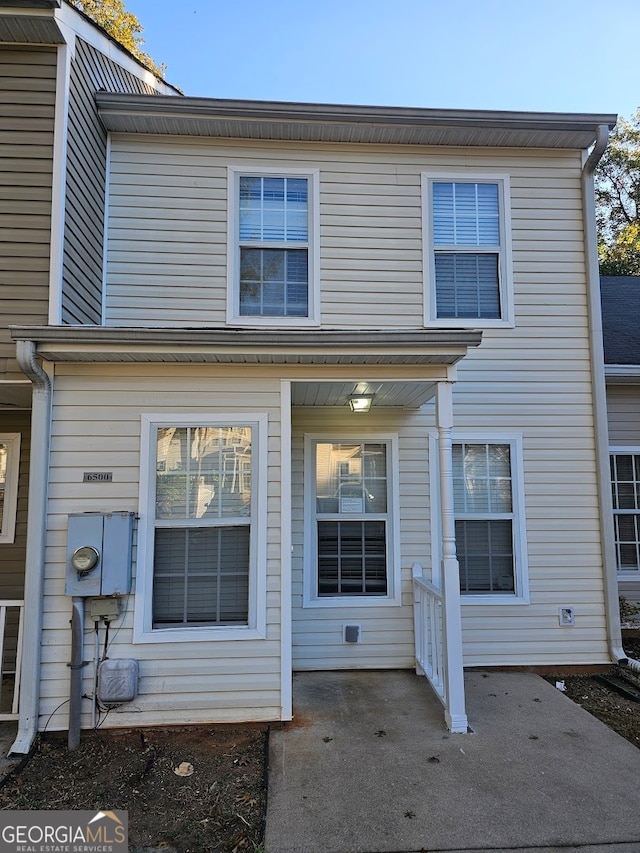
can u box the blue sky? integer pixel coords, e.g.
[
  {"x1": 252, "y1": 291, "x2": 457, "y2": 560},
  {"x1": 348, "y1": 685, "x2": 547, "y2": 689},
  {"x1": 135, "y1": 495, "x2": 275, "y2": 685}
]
[{"x1": 127, "y1": 0, "x2": 638, "y2": 120}]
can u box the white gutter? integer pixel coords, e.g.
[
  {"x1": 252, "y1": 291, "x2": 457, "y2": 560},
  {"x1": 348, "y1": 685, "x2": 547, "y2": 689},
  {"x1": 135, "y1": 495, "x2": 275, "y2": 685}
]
[
  {"x1": 10, "y1": 341, "x2": 52, "y2": 755},
  {"x1": 582, "y1": 124, "x2": 629, "y2": 666}
]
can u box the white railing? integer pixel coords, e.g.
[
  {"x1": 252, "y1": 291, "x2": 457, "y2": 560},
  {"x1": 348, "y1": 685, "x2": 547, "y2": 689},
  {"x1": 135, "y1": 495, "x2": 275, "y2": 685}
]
[
  {"x1": 0, "y1": 601, "x2": 24, "y2": 721},
  {"x1": 412, "y1": 563, "x2": 446, "y2": 704}
]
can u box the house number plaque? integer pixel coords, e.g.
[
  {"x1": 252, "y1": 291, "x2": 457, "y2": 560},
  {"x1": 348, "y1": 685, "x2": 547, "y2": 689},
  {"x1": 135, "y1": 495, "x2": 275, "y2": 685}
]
[{"x1": 83, "y1": 472, "x2": 113, "y2": 482}]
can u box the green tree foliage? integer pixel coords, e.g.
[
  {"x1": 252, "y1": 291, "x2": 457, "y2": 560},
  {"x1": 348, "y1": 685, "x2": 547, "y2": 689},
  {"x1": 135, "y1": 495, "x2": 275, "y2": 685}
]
[
  {"x1": 67, "y1": 0, "x2": 165, "y2": 78},
  {"x1": 596, "y1": 110, "x2": 640, "y2": 275}
]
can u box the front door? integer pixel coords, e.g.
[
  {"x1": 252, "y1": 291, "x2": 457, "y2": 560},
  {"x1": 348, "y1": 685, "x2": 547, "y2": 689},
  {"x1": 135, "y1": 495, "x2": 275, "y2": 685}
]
[{"x1": 291, "y1": 430, "x2": 415, "y2": 671}]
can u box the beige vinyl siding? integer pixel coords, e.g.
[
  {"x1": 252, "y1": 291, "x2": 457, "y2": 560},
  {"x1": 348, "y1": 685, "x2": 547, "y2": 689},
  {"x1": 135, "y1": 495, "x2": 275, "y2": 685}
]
[
  {"x1": 451, "y1": 323, "x2": 606, "y2": 664},
  {"x1": 61, "y1": 39, "x2": 160, "y2": 325},
  {"x1": 101, "y1": 137, "x2": 611, "y2": 669},
  {"x1": 606, "y1": 384, "x2": 640, "y2": 446},
  {"x1": 41, "y1": 363, "x2": 283, "y2": 732},
  {"x1": 104, "y1": 137, "x2": 585, "y2": 330},
  {"x1": 0, "y1": 45, "x2": 55, "y2": 379},
  {"x1": 291, "y1": 386, "x2": 608, "y2": 669}
]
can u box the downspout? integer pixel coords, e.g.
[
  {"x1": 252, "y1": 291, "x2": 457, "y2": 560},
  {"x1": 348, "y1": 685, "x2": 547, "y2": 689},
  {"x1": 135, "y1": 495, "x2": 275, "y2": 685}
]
[
  {"x1": 582, "y1": 123, "x2": 630, "y2": 667},
  {"x1": 10, "y1": 340, "x2": 52, "y2": 755}
]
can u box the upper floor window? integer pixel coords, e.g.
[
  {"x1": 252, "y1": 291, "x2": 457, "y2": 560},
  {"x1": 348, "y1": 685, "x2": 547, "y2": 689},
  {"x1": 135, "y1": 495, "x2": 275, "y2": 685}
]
[
  {"x1": 227, "y1": 168, "x2": 320, "y2": 327},
  {"x1": 422, "y1": 174, "x2": 514, "y2": 328},
  {"x1": 0, "y1": 434, "x2": 20, "y2": 544}
]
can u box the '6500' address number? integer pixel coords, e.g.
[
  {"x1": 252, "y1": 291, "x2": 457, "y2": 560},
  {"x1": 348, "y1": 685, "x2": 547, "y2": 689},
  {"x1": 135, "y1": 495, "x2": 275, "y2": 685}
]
[{"x1": 83, "y1": 472, "x2": 113, "y2": 482}]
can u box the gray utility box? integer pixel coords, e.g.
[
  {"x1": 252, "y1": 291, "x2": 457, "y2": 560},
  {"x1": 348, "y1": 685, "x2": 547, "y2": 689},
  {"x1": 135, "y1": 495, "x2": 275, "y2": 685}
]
[
  {"x1": 97, "y1": 658, "x2": 139, "y2": 705},
  {"x1": 65, "y1": 512, "x2": 134, "y2": 597}
]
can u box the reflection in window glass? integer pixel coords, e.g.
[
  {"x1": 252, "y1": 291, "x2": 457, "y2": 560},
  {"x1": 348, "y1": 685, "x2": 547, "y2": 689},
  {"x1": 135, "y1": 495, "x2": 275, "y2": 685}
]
[
  {"x1": 314, "y1": 441, "x2": 389, "y2": 597},
  {"x1": 153, "y1": 425, "x2": 252, "y2": 628},
  {"x1": 453, "y1": 442, "x2": 515, "y2": 594}
]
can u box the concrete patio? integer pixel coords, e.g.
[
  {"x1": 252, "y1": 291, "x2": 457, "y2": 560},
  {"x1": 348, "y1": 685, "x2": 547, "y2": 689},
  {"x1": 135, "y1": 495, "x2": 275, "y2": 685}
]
[{"x1": 266, "y1": 670, "x2": 640, "y2": 853}]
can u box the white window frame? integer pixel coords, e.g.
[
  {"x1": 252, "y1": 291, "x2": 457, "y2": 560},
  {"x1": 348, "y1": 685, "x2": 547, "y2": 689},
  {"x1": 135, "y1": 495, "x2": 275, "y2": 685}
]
[
  {"x1": 609, "y1": 446, "x2": 640, "y2": 578},
  {"x1": 421, "y1": 172, "x2": 514, "y2": 328},
  {"x1": 133, "y1": 413, "x2": 268, "y2": 643},
  {"x1": 0, "y1": 433, "x2": 20, "y2": 545},
  {"x1": 429, "y1": 432, "x2": 529, "y2": 604},
  {"x1": 303, "y1": 433, "x2": 401, "y2": 608},
  {"x1": 227, "y1": 166, "x2": 321, "y2": 327}
]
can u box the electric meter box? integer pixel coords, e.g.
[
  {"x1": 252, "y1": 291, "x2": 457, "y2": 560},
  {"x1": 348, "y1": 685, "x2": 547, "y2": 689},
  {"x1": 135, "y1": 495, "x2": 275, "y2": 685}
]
[{"x1": 66, "y1": 511, "x2": 134, "y2": 597}]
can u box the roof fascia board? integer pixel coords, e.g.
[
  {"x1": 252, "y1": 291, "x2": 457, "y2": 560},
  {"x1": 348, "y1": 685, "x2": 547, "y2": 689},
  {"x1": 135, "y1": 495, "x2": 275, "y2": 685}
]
[
  {"x1": 605, "y1": 365, "x2": 640, "y2": 382},
  {"x1": 95, "y1": 92, "x2": 616, "y2": 133},
  {"x1": 10, "y1": 325, "x2": 482, "y2": 350}
]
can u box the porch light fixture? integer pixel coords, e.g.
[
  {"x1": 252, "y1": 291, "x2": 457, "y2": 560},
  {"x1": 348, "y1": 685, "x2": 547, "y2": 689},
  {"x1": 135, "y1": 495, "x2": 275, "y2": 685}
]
[{"x1": 348, "y1": 394, "x2": 374, "y2": 413}]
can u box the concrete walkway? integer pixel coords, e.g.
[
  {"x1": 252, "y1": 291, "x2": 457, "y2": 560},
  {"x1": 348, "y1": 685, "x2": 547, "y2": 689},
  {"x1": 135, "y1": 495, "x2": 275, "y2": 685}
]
[{"x1": 266, "y1": 670, "x2": 640, "y2": 853}]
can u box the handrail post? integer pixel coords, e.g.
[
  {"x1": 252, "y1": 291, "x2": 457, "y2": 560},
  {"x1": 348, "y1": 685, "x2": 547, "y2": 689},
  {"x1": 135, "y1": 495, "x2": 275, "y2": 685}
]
[{"x1": 436, "y1": 381, "x2": 468, "y2": 733}]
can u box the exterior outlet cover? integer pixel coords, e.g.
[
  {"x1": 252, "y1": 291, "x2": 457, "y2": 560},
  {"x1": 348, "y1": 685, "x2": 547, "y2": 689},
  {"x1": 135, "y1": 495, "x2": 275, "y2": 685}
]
[
  {"x1": 344, "y1": 624, "x2": 361, "y2": 643},
  {"x1": 97, "y1": 658, "x2": 139, "y2": 704},
  {"x1": 559, "y1": 607, "x2": 575, "y2": 626}
]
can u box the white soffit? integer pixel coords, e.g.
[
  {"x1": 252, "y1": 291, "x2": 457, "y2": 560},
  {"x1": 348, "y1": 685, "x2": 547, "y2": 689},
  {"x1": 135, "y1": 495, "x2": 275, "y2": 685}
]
[{"x1": 95, "y1": 93, "x2": 617, "y2": 150}]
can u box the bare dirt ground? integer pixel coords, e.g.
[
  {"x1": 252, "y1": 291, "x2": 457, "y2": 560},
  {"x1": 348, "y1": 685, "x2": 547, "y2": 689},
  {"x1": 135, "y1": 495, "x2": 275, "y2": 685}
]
[
  {"x1": 556, "y1": 632, "x2": 640, "y2": 749},
  {"x1": 2, "y1": 636, "x2": 640, "y2": 853},
  {"x1": 0, "y1": 725, "x2": 267, "y2": 853}
]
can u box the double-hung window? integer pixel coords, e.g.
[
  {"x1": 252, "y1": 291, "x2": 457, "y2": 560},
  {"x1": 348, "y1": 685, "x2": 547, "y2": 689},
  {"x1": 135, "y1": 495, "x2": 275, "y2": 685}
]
[
  {"x1": 304, "y1": 435, "x2": 401, "y2": 607},
  {"x1": 0, "y1": 434, "x2": 20, "y2": 545},
  {"x1": 422, "y1": 174, "x2": 513, "y2": 326},
  {"x1": 135, "y1": 415, "x2": 267, "y2": 642},
  {"x1": 431, "y1": 434, "x2": 528, "y2": 602},
  {"x1": 228, "y1": 168, "x2": 319, "y2": 326},
  {"x1": 610, "y1": 451, "x2": 640, "y2": 572}
]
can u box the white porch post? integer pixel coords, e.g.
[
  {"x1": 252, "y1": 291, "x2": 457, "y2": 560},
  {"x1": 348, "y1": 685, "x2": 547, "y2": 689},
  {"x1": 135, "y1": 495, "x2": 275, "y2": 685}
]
[{"x1": 435, "y1": 380, "x2": 469, "y2": 733}]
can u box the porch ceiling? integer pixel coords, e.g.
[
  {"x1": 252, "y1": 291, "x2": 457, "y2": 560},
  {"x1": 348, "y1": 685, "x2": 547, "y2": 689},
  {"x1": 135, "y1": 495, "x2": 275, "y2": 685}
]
[
  {"x1": 0, "y1": 381, "x2": 32, "y2": 409},
  {"x1": 291, "y1": 380, "x2": 437, "y2": 409}
]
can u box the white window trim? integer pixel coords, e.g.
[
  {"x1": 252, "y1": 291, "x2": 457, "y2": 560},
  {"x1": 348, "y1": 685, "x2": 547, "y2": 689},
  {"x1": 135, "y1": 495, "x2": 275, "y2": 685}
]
[
  {"x1": 429, "y1": 431, "x2": 529, "y2": 604},
  {"x1": 0, "y1": 434, "x2": 20, "y2": 545},
  {"x1": 421, "y1": 172, "x2": 514, "y2": 328},
  {"x1": 226, "y1": 166, "x2": 321, "y2": 328},
  {"x1": 133, "y1": 413, "x2": 268, "y2": 643},
  {"x1": 303, "y1": 432, "x2": 401, "y2": 608},
  {"x1": 609, "y1": 445, "x2": 640, "y2": 579}
]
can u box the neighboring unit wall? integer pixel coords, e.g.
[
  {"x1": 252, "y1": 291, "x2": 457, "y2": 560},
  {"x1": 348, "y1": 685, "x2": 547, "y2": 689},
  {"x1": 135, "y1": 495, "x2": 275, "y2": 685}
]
[
  {"x1": 0, "y1": 410, "x2": 30, "y2": 600},
  {"x1": 61, "y1": 39, "x2": 160, "y2": 325},
  {"x1": 607, "y1": 383, "x2": 640, "y2": 601},
  {"x1": 41, "y1": 363, "x2": 283, "y2": 731},
  {"x1": 606, "y1": 384, "x2": 640, "y2": 446},
  {"x1": 0, "y1": 45, "x2": 55, "y2": 379}
]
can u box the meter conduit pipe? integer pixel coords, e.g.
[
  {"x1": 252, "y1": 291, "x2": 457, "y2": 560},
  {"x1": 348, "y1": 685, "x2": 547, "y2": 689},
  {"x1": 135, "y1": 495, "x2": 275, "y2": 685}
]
[
  {"x1": 68, "y1": 597, "x2": 84, "y2": 749},
  {"x1": 11, "y1": 340, "x2": 52, "y2": 755}
]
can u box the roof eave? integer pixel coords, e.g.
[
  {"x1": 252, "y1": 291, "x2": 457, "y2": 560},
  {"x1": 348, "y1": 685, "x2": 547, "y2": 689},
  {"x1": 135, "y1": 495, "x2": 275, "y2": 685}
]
[
  {"x1": 95, "y1": 92, "x2": 617, "y2": 149},
  {"x1": 10, "y1": 325, "x2": 483, "y2": 367}
]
